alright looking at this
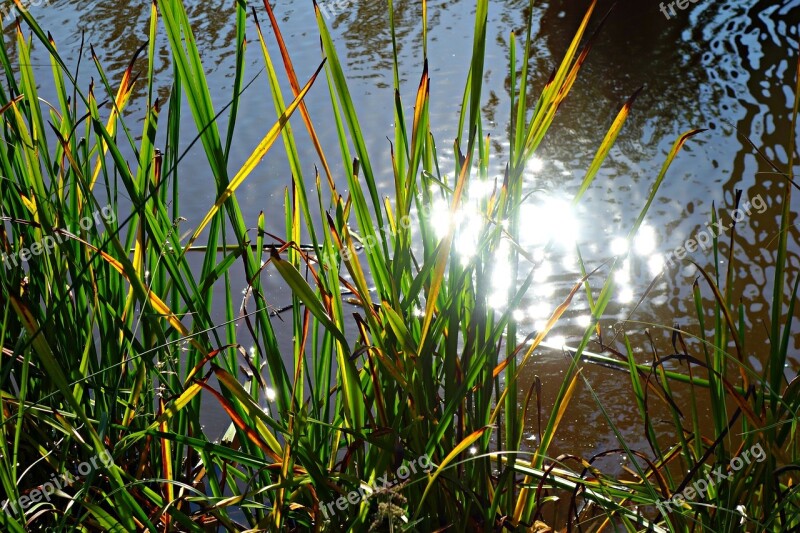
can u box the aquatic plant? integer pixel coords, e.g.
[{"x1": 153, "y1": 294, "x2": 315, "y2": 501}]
[{"x1": 0, "y1": 0, "x2": 797, "y2": 531}]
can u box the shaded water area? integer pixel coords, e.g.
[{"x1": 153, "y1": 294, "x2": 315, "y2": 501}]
[{"x1": 19, "y1": 0, "x2": 800, "y2": 480}]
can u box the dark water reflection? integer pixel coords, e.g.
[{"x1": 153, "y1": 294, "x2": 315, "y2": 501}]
[{"x1": 15, "y1": 0, "x2": 800, "y2": 470}]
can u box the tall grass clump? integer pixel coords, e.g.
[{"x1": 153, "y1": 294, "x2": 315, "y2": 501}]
[
  {"x1": 0, "y1": 0, "x2": 797, "y2": 531},
  {"x1": 563, "y1": 58, "x2": 800, "y2": 532}
]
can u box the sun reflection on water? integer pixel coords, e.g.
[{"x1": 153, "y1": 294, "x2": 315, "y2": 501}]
[
  {"x1": 419, "y1": 170, "x2": 669, "y2": 330},
  {"x1": 518, "y1": 196, "x2": 580, "y2": 249},
  {"x1": 489, "y1": 239, "x2": 513, "y2": 309}
]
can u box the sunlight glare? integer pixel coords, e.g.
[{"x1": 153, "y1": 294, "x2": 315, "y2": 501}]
[
  {"x1": 648, "y1": 254, "x2": 665, "y2": 276},
  {"x1": 618, "y1": 287, "x2": 634, "y2": 303},
  {"x1": 548, "y1": 334, "x2": 566, "y2": 348},
  {"x1": 489, "y1": 240, "x2": 512, "y2": 309},
  {"x1": 611, "y1": 237, "x2": 628, "y2": 256},
  {"x1": 526, "y1": 156, "x2": 544, "y2": 174},
  {"x1": 518, "y1": 196, "x2": 580, "y2": 249},
  {"x1": 634, "y1": 224, "x2": 657, "y2": 255}
]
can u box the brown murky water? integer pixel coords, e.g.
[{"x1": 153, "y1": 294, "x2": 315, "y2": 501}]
[{"x1": 17, "y1": 0, "x2": 800, "y2": 478}]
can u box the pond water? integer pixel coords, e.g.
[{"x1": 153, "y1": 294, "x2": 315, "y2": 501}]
[{"x1": 18, "y1": 0, "x2": 800, "y2": 474}]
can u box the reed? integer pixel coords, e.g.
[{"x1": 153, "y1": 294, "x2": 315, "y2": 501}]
[{"x1": 0, "y1": 0, "x2": 797, "y2": 531}]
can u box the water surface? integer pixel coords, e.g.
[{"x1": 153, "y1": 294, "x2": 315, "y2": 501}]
[{"x1": 17, "y1": 0, "x2": 800, "y2": 472}]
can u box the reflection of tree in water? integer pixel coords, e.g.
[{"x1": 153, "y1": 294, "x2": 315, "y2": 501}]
[
  {"x1": 27, "y1": 0, "x2": 238, "y2": 104},
  {"x1": 693, "y1": 0, "x2": 800, "y2": 355},
  {"x1": 525, "y1": 0, "x2": 800, "y2": 360},
  {"x1": 511, "y1": 0, "x2": 713, "y2": 170},
  {"x1": 90, "y1": 0, "x2": 237, "y2": 98},
  {"x1": 331, "y1": 0, "x2": 459, "y2": 86}
]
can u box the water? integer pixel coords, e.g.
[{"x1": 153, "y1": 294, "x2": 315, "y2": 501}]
[{"x1": 16, "y1": 0, "x2": 800, "y2": 470}]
